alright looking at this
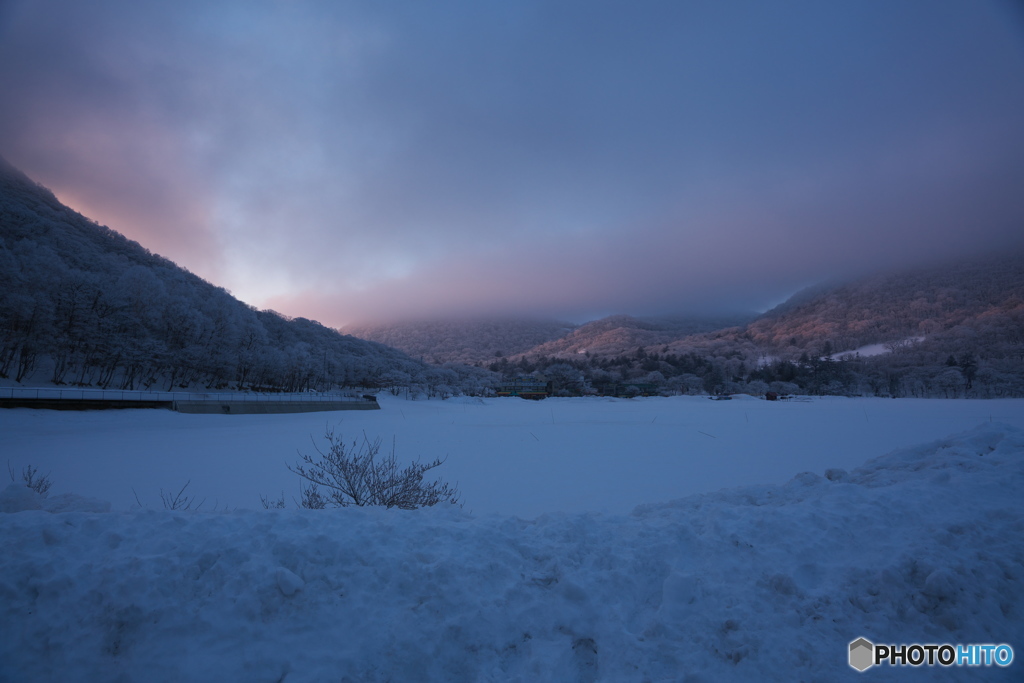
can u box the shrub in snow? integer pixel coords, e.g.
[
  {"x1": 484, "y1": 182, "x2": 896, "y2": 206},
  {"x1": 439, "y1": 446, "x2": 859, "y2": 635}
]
[
  {"x1": 159, "y1": 480, "x2": 203, "y2": 511},
  {"x1": 260, "y1": 492, "x2": 287, "y2": 509},
  {"x1": 824, "y1": 468, "x2": 849, "y2": 482},
  {"x1": 8, "y1": 463, "x2": 52, "y2": 497},
  {"x1": 288, "y1": 429, "x2": 461, "y2": 509}
]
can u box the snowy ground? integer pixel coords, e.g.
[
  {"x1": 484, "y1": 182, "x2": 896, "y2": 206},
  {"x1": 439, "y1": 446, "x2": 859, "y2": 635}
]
[
  {"x1": 2, "y1": 395, "x2": 1023, "y2": 516},
  {"x1": 2, "y1": 397, "x2": 1023, "y2": 681}
]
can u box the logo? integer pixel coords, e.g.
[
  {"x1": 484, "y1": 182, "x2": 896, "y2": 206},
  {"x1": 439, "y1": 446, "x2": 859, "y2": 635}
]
[
  {"x1": 849, "y1": 638, "x2": 874, "y2": 672},
  {"x1": 849, "y1": 638, "x2": 1014, "y2": 671}
]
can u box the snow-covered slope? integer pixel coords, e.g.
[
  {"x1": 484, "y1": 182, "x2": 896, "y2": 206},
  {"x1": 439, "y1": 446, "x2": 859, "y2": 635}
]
[{"x1": 2, "y1": 423, "x2": 1021, "y2": 681}]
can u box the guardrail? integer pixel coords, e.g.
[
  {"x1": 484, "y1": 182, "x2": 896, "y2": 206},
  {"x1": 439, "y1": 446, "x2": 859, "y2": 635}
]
[{"x1": 0, "y1": 387, "x2": 370, "y2": 403}]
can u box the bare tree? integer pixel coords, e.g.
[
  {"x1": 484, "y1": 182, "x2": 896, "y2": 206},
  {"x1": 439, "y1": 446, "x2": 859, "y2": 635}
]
[{"x1": 288, "y1": 429, "x2": 460, "y2": 510}]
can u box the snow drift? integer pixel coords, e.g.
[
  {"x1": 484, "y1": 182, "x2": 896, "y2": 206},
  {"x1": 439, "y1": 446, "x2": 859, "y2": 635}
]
[{"x1": 2, "y1": 423, "x2": 1022, "y2": 682}]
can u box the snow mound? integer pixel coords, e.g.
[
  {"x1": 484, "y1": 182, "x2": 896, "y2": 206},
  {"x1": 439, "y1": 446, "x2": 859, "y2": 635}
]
[
  {"x1": 0, "y1": 485, "x2": 112, "y2": 514},
  {"x1": 0, "y1": 484, "x2": 42, "y2": 513},
  {"x1": 2, "y1": 423, "x2": 1022, "y2": 681}
]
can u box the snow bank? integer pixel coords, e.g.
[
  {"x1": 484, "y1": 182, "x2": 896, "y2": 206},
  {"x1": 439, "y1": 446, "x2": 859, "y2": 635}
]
[{"x1": 2, "y1": 423, "x2": 1021, "y2": 681}]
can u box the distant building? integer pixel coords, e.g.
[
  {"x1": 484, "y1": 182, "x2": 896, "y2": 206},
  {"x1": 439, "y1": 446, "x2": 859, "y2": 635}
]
[
  {"x1": 495, "y1": 377, "x2": 550, "y2": 400},
  {"x1": 600, "y1": 382, "x2": 657, "y2": 398}
]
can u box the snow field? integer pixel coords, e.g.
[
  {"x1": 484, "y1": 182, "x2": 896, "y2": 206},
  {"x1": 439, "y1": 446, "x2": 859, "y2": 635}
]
[
  {"x1": 3, "y1": 395, "x2": 1024, "y2": 517},
  {"x1": 1, "y1": 419, "x2": 1023, "y2": 681}
]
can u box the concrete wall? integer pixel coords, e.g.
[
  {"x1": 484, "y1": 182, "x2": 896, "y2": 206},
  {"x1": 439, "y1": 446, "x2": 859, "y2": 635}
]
[
  {"x1": 172, "y1": 400, "x2": 379, "y2": 414},
  {"x1": 0, "y1": 399, "x2": 173, "y2": 411}
]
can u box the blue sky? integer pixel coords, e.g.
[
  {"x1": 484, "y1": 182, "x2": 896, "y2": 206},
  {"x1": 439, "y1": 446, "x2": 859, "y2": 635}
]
[{"x1": 2, "y1": 0, "x2": 1023, "y2": 325}]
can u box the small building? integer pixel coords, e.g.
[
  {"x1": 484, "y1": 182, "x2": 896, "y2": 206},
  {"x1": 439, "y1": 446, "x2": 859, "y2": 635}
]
[
  {"x1": 600, "y1": 382, "x2": 658, "y2": 398},
  {"x1": 496, "y1": 377, "x2": 550, "y2": 400}
]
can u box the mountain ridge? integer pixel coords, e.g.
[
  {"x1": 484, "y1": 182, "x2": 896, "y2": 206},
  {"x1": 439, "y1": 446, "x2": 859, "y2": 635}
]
[{"x1": 0, "y1": 158, "x2": 430, "y2": 391}]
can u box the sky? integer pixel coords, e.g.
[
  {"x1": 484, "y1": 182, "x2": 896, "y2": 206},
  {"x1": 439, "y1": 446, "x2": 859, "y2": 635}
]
[{"x1": 2, "y1": 0, "x2": 1024, "y2": 327}]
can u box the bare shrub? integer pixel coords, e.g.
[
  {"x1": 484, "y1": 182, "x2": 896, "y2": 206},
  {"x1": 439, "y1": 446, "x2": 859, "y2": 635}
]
[
  {"x1": 288, "y1": 429, "x2": 460, "y2": 510},
  {"x1": 160, "y1": 480, "x2": 203, "y2": 511},
  {"x1": 260, "y1": 492, "x2": 287, "y2": 509},
  {"x1": 8, "y1": 462, "x2": 53, "y2": 497},
  {"x1": 295, "y1": 481, "x2": 327, "y2": 510}
]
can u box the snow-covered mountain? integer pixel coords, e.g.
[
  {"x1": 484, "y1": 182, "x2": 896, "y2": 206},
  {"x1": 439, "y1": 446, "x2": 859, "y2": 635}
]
[
  {"x1": 344, "y1": 313, "x2": 756, "y2": 365},
  {"x1": 513, "y1": 313, "x2": 756, "y2": 359},
  {"x1": 0, "y1": 157, "x2": 427, "y2": 391},
  {"x1": 346, "y1": 251, "x2": 1024, "y2": 370},
  {"x1": 744, "y1": 252, "x2": 1024, "y2": 357},
  {"x1": 342, "y1": 317, "x2": 577, "y2": 365}
]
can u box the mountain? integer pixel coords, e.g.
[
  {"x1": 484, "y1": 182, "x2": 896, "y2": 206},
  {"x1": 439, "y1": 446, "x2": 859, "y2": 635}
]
[
  {"x1": 513, "y1": 313, "x2": 757, "y2": 359},
  {"x1": 743, "y1": 253, "x2": 1024, "y2": 358},
  {"x1": 0, "y1": 157, "x2": 427, "y2": 391},
  {"x1": 477, "y1": 253, "x2": 1024, "y2": 399},
  {"x1": 341, "y1": 318, "x2": 576, "y2": 365},
  {"x1": 645, "y1": 250, "x2": 1024, "y2": 397},
  {"x1": 343, "y1": 313, "x2": 757, "y2": 366},
  {"x1": 343, "y1": 250, "x2": 1024, "y2": 399}
]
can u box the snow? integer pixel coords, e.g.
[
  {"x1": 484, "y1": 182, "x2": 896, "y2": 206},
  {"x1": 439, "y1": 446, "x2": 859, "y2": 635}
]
[
  {"x1": 755, "y1": 337, "x2": 925, "y2": 366},
  {"x1": 836, "y1": 342, "x2": 892, "y2": 358},
  {"x1": 833, "y1": 337, "x2": 925, "y2": 359},
  {"x1": 2, "y1": 397, "x2": 1023, "y2": 680},
  {"x1": 3, "y1": 395, "x2": 1023, "y2": 517}
]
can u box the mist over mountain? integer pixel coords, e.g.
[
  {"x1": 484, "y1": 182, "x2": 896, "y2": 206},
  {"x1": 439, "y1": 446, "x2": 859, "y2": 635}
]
[
  {"x1": 746, "y1": 252, "x2": 1024, "y2": 356},
  {"x1": 468, "y1": 252, "x2": 1023, "y2": 398},
  {"x1": 342, "y1": 314, "x2": 758, "y2": 365},
  {"x1": 341, "y1": 318, "x2": 576, "y2": 365},
  {"x1": 512, "y1": 313, "x2": 758, "y2": 360},
  {"x1": 344, "y1": 246, "x2": 1024, "y2": 399}
]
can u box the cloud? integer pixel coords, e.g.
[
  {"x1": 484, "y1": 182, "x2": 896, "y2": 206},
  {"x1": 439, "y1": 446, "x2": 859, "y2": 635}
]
[{"x1": 2, "y1": 0, "x2": 1023, "y2": 325}]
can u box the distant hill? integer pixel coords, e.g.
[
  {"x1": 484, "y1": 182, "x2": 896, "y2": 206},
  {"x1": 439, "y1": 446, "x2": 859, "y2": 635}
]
[
  {"x1": 344, "y1": 250, "x2": 1024, "y2": 399},
  {"x1": 342, "y1": 318, "x2": 576, "y2": 365},
  {"x1": 0, "y1": 156, "x2": 427, "y2": 391},
  {"x1": 741, "y1": 252, "x2": 1024, "y2": 358},
  {"x1": 476, "y1": 254, "x2": 1023, "y2": 399},
  {"x1": 639, "y1": 251, "x2": 1024, "y2": 398},
  {"x1": 344, "y1": 313, "x2": 758, "y2": 366},
  {"x1": 515, "y1": 313, "x2": 757, "y2": 359}
]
